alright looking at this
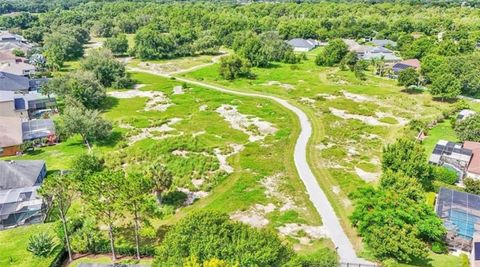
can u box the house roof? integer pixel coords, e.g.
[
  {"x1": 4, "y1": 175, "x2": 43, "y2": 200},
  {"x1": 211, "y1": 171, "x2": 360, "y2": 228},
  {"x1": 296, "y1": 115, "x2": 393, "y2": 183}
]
[
  {"x1": 0, "y1": 91, "x2": 14, "y2": 103},
  {"x1": 464, "y1": 141, "x2": 480, "y2": 175},
  {"x1": 0, "y1": 51, "x2": 16, "y2": 61},
  {"x1": 0, "y1": 31, "x2": 26, "y2": 43},
  {"x1": 0, "y1": 116, "x2": 23, "y2": 148},
  {"x1": 0, "y1": 61, "x2": 35, "y2": 76},
  {"x1": 0, "y1": 160, "x2": 45, "y2": 190},
  {"x1": 0, "y1": 71, "x2": 29, "y2": 91},
  {"x1": 429, "y1": 140, "x2": 473, "y2": 164},
  {"x1": 394, "y1": 59, "x2": 421, "y2": 69},
  {"x1": 286, "y1": 38, "x2": 317, "y2": 49},
  {"x1": 0, "y1": 42, "x2": 31, "y2": 52},
  {"x1": 362, "y1": 52, "x2": 402, "y2": 61},
  {"x1": 372, "y1": 39, "x2": 397, "y2": 47}
]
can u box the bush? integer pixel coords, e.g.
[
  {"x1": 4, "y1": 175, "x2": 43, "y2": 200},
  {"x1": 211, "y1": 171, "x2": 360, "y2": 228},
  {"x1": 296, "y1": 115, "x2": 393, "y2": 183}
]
[
  {"x1": 27, "y1": 233, "x2": 57, "y2": 257},
  {"x1": 433, "y1": 166, "x2": 458, "y2": 185},
  {"x1": 431, "y1": 241, "x2": 447, "y2": 254}
]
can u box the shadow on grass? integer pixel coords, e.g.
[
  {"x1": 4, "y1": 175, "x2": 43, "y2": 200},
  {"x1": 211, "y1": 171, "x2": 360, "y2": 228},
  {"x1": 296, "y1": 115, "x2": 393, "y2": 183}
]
[
  {"x1": 401, "y1": 88, "x2": 424, "y2": 94},
  {"x1": 96, "y1": 131, "x2": 123, "y2": 148},
  {"x1": 23, "y1": 149, "x2": 45, "y2": 156},
  {"x1": 103, "y1": 97, "x2": 120, "y2": 111}
]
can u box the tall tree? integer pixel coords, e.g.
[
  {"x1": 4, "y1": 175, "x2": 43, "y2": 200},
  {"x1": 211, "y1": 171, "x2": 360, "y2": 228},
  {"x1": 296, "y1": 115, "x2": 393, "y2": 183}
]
[
  {"x1": 315, "y1": 39, "x2": 348, "y2": 66},
  {"x1": 219, "y1": 55, "x2": 252, "y2": 80},
  {"x1": 454, "y1": 114, "x2": 480, "y2": 142},
  {"x1": 104, "y1": 34, "x2": 129, "y2": 55},
  {"x1": 120, "y1": 172, "x2": 157, "y2": 260},
  {"x1": 60, "y1": 106, "x2": 112, "y2": 151},
  {"x1": 80, "y1": 49, "x2": 129, "y2": 88},
  {"x1": 81, "y1": 170, "x2": 124, "y2": 261},
  {"x1": 38, "y1": 174, "x2": 77, "y2": 262},
  {"x1": 430, "y1": 73, "x2": 461, "y2": 101},
  {"x1": 398, "y1": 68, "x2": 419, "y2": 88}
]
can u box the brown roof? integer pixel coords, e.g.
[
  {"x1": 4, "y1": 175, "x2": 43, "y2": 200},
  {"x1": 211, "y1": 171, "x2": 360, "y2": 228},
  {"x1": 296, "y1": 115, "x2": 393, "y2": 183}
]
[
  {"x1": 399, "y1": 59, "x2": 421, "y2": 69},
  {"x1": 0, "y1": 116, "x2": 22, "y2": 148},
  {"x1": 464, "y1": 141, "x2": 480, "y2": 175}
]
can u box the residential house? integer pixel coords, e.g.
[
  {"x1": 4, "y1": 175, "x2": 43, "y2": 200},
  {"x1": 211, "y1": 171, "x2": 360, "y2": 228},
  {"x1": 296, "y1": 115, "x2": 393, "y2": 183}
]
[
  {"x1": 22, "y1": 119, "x2": 56, "y2": 143},
  {"x1": 464, "y1": 141, "x2": 480, "y2": 179},
  {"x1": 429, "y1": 140, "x2": 473, "y2": 178},
  {"x1": 0, "y1": 71, "x2": 30, "y2": 93},
  {"x1": 0, "y1": 60, "x2": 36, "y2": 76},
  {"x1": 0, "y1": 160, "x2": 47, "y2": 229},
  {"x1": 343, "y1": 39, "x2": 370, "y2": 55},
  {"x1": 458, "y1": 109, "x2": 476, "y2": 121},
  {"x1": 0, "y1": 91, "x2": 28, "y2": 120},
  {"x1": 0, "y1": 31, "x2": 27, "y2": 43},
  {"x1": 371, "y1": 39, "x2": 397, "y2": 48},
  {"x1": 392, "y1": 59, "x2": 421, "y2": 74},
  {"x1": 0, "y1": 31, "x2": 32, "y2": 54},
  {"x1": 286, "y1": 38, "x2": 319, "y2": 52},
  {"x1": 0, "y1": 116, "x2": 23, "y2": 157},
  {"x1": 361, "y1": 46, "x2": 402, "y2": 62}
]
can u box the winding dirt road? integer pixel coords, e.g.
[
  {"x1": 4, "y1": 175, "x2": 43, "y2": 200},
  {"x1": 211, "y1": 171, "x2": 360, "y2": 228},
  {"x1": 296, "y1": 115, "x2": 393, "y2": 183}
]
[{"x1": 128, "y1": 64, "x2": 372, "y2": 264}]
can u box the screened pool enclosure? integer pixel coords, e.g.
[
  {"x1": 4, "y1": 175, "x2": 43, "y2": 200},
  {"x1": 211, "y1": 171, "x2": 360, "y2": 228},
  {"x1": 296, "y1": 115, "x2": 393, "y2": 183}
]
[{"x1": 436, "y1": 187, "x2": 480, "y2": 251}]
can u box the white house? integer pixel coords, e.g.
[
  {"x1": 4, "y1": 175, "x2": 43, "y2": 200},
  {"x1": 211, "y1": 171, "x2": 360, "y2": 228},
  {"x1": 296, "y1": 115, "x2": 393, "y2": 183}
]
[{"x1": 286, "y1": 38, "x2": 319, "y2": 52}]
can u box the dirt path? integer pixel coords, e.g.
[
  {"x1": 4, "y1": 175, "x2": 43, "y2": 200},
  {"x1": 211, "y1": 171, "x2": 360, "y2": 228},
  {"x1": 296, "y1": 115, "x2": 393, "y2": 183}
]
[{"x1": 128, "y1": 65, "x2": 372, "y2": 264}]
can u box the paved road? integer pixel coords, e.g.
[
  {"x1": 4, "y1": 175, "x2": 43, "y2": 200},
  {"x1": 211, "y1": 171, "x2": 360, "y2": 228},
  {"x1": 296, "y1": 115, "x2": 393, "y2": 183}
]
[{"x1": 129, "y1": 66, "x2": 371, "y2": 264}]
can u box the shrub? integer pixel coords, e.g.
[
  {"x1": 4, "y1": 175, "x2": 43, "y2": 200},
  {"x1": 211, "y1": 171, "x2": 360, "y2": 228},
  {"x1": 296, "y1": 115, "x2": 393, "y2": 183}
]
[
  {"x1": 431, "y1": 241, "x2": 447, "y2": 254},
  {"x1": 433, "y1": 166, "x2": 458, "y2": 185},
  {"x1": 27, "y1": 233, "x2": 57, "y2": 257}
]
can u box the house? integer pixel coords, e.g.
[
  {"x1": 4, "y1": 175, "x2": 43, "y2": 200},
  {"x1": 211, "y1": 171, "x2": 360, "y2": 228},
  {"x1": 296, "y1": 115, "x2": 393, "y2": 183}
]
[
  {"x1": 458, "y1": 109, "x2": 476, "y2": 121},
  {"x1": 0, "y1": 60, "x2": 36, "y2": 76},
  {"x1": 0, "y1": 31, "x2": 27, "y2": 43},
  {"x1": 392, "y1": 59, "x2": 421, "y2": 74},
  {"x1": 436, "y1": 187, "x2": 480, "y2": 252},
  {"x1": 0, "y1": 71, "x2": 30, "y2": 93},
  {"x1": 286, "y1": 38, "x2": 319, "y2": 52},
  {"x1": 0, "y1": 116, "x2": 23, "y2": 157},
  {"x1": 464, "y1": 141, "x2": 480, "y2": 179},
  {"x1": 429, "y1": 140, "x2": 473, "y2": 178},
  {"x1": 0, "y1": 42, "x2": 32, "y2": 53},
  {"x1": 0, "y1": 160, "x2": 47, "y2": 229},
  {"x1": 22, "y1": 119, "x2": 56, "y2": 142},
  {"x1": 371, "y1": 39, "x2": 397, "y2": 48},
  {"x1": 361, "y1": 46, "x2": 402, "y2": 62},
  {"x1": 343, "y1": 39, "x2": 370, "y2": 55},
  {"x1": 0, "y1": 91, "x2": 28, "y2": 119}
]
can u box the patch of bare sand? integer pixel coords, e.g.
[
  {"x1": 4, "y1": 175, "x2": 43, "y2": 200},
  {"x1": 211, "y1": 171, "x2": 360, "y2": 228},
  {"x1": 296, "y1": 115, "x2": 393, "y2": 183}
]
[
  {"x1": 127, "y1": 118, "x2": 182, "y2": 144},
  {"x1": 213, "y1": 144, "x2": 244, "y2": 174},
  {"x1": 261, "y1": 173, "x2": 298, "y2": 212},
  {"x1": 262, "y1": 81, "x2": 295, "y2": 90},
  {"x1": 216, "y1": 104, "x2": 277, "y2": 142},
  {"x1": 329, "y1": 108, "x2": 388, "y2": 126},
  {"x1": 177, "y1": 187, "x2": 209, "y2": 205},
  {"x1": 108, "y1": 89, "x2": 173, "y2": 112},
  {"x1": 354, "y1": 167, "x2": 380, "y2": 182},
  {"x1": 230, "y1": 203, "x2": 276, "y2": 228}
]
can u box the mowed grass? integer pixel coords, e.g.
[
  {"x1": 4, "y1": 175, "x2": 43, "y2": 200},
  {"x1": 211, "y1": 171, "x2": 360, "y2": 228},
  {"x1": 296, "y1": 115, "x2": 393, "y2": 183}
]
[
  {"x1": 68, "y1": 256, "x2": 152, "y2": 267},
  {"x1": 0, "y1": 223, "x2": 60, "y2": 267},
  {"x1": 422, "y1": 119, "x2": 459, "y2": 154},
  {"x1": 128, "y1": 54, "x2": 216, "y2": 70}
]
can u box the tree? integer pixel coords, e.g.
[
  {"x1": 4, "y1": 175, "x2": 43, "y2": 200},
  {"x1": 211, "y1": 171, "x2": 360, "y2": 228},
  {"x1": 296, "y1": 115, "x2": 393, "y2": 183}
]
[
  {"x1": 38, "y1": 174, "x2": 77, "y2": 262},
  {"x1": 134, "y1": 28, "x2": 176, "y2": 60},
  {"x1": 315, "y1": 39, "x2": 348, "y2": 66},
  {"x1": 219, "y1": 55, "x2": 252, "y2": 80},
  {"x1": 430, "y1": 73, "x2": 461, "y2": 101},
  {"x1": 70, "y1": 154, "x2": 104, "y2": 181},
  {"x1": 464, "y1": 178, "x2": 480, "y2": 195},
  {"x1": 104, "y1": 34, "x2": 129, "y2": 55},
  {"x1": 379, "y1": 170, "x2": 424, "y2": 202},
  {"x1": 120, "y1": 172, "x2": 157, "y2": 260},
  {"x1": 341, "y1": 52, "x2": 358, "y2": 71},
  {"x1": 398, "y1": 68, "x2": 419, "y2": 88},
  {"x1": 81, "y1": 170, "x2": 124, "y2": 261},
  {"x1": 354, "y1": 61, "x2": 367, "y2": 80},
  {"x1": 154, "y1": 211, "x2": 294, "y2": 266},
  {"x1": 60, "y1": 106, "x2": 112, "y2": 150},
  {"x1": 80, "y1": 49, "x2": 130, "y2": 88},
  {"x1": 454, "y1": 114, "x2": 480, "y2": 142},
  {"x1": 144, "y1": 163, "x2": 173, "y2": 203},
  {"x1": 382, "y1": 139, "x2": 433, "y2": 190}
]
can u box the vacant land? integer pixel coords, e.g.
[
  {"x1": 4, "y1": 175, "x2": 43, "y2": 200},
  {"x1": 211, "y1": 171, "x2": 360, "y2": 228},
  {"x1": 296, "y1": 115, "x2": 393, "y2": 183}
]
[
  {"x1": 180, "y1": 49, "x2": 479, "y2": 258},
  {"x1": 0, "y1": 223, "x2": 60, "y2": 267}
]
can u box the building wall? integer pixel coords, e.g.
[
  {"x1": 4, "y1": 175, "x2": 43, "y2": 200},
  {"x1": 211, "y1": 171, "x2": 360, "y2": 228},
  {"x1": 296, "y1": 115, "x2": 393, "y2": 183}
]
[
  {"x1": 0, "y1": 101, "x2": 27, "y2": 119},
  {"x1": 0, "y1": 145, "x2": 21, "y2": 157}
]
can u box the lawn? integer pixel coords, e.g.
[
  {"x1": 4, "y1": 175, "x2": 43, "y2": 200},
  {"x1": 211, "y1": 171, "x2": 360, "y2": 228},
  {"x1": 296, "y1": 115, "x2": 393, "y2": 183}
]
[
  {"x1": 0, "y1": 223, "x2": 61, "y2": 267},
  {"x1": 422, "y1": 119, "x2": 459, "y2": 154},
  {"x1": 68, "y1": 255, "x2": 152, "y2": 267}
]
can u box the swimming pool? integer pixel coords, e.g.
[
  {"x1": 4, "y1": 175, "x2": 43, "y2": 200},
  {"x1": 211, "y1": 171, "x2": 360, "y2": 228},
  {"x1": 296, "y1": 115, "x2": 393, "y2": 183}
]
[{"x1": 448, "y1": 209, "x2": 480, "y2": 239}]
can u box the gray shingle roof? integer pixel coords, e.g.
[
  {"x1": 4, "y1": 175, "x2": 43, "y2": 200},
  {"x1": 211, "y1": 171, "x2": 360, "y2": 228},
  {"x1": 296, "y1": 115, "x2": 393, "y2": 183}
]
[
  {"x1": 372, "y1": 39, "x2": 397, "y2": 47},
  {"x1": 286, "y1": 38, "x2": 317, "y2": 49},
  {"x1": 0, "y1": 160, "x2": 45, "y2": 190},
  {"x1": 0, "y1": 72, "x2": 29, "y2": 91}
]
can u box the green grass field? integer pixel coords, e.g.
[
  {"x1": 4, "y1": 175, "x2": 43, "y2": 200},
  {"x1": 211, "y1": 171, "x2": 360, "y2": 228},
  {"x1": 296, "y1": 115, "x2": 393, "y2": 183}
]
[
  {"x1": 0, "y1": 223, "x2": 61, "y2": 267},
  {"x1": 422, "y1": 119, "x2": 459, "y2": 154}
]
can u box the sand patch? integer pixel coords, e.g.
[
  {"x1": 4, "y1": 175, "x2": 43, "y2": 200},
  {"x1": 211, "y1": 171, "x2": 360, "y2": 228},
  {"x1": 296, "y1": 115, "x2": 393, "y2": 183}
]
[
  {"x1": 230, "y1": 204, "x2": 275, "y2": 228},
  {"x1": 172, "y1": 85, "x2": 185, "y2": 95},
  {"x1": 108, "y1": 89, "x2": 173, "y2": 112},
  {"x1": 300, "y1": 97, "x2": 316, "y2": 104},
  {"x1": 199, "y1": 104, "x2": 208, "y2": 111},
  {"x1": 277, "y1": 223, "x2": 328, "y2": 240},
  {"x1": 342, "y1": 90, "x2": 375, "y2": 103},
  {"x1": 329, "y1": 108, "x2": 388, "y2": 126},
  {"x1": 192, "y1": 179, "x2": 204, "y2": 188},
  {"x1": 128, "y1": 118, "x2": 182, "y2": 144},
  {"x1": 354, "y1": 167, "x2": 380, "y2": 182},
  {"x1": 216, "y1": 104, "x2": 277, "y2": 142},
  {"x1": 316, "y1": 93, "x2": 338, "y2": 100},
  {"x1": 261, "y1": 174, "x2": 298, "y2": 212},
  {"x1": 316, "y1": 143, "x2": 334, "y2": 151},
  {"x1": 177, "y1": 188, "x2": 208, "y2": 205},
  {"x1": 332, "y1": 186, "x2": 341, "y2": 195},
  {"x1": 262, "y1": 81, "x2": 295, "y2": 90},
  {"x1": 214, "y1": 144, "x2": 244, "y2": 174}
]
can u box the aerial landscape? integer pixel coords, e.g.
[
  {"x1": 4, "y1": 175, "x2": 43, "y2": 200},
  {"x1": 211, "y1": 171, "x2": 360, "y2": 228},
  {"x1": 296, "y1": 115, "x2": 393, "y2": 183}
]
[{"x1": 1, "y1": 0, "x2": 480, "y2": 266}]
